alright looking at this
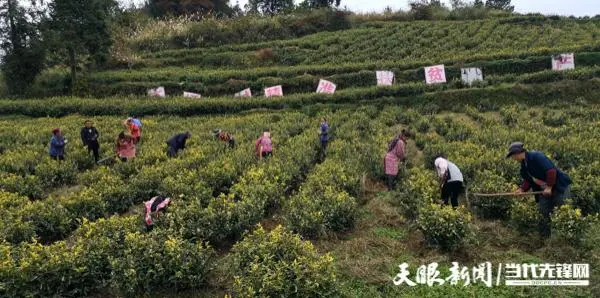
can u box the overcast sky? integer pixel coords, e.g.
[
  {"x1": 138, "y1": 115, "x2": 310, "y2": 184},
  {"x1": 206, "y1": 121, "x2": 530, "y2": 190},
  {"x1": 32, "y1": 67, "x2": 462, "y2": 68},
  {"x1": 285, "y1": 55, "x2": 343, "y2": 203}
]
[{"x1": 123, "y1": 0, "x2": 600, "y2": 16}]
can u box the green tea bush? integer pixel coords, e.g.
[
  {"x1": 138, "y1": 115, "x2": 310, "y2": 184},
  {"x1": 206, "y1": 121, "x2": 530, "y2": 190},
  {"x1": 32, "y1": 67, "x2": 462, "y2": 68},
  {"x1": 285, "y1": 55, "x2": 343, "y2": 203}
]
[
  {"x1": 510, "y1": 200, "x2": 543, "y2": 235},
  {"x1": 551, "y1": 205, "x2": 595, "y2": 246},
  {"x1": 109, "y1": 231, "x2": 215, "y2": 296},
  {"x1": 230, "y1": 225, "x2": 338, "y2": 298},
  {"x1": 284, "y1": 186, "x2": 357, "y2": 238},
  {"x1": 417, "y1": 204, "x2": 473, "y2": 251}
]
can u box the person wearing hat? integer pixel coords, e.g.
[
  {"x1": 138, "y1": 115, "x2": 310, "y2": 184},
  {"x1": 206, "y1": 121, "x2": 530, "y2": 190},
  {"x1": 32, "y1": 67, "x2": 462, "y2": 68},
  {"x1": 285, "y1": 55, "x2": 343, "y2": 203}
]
[
  {"x1": 167, "y1": 131, "x2": 191, "y2": 157},
  {"x1": 49, "y1": 128, "x2": 67, "y2": 161},
  {"x1": 434, "y1": 154, "x2": 464, "y2": 209},
  {"x1": 123, "y1": 118, "x2": 141, "y2": 144},
  {"x1": 213, "y1": 129, "x2": 235, "y2": 149},
  {"x1": 507, "y1": 142, "x2": 572, "y2": 238}
]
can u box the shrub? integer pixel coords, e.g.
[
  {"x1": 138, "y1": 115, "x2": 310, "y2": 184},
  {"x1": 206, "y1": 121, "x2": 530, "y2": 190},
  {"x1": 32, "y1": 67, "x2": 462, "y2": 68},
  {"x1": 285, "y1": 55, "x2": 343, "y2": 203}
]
[
  {"x1": 417, "y1": 204, "x2": 473, "y2": 251},
  {"x1": 230, "y1": 225, "x2": 338, "y2": 298},
  {"x1": 284, "y1": 186, "x2": 357, "y2": 238},
  {"x1": 469, "y1": 170, "x2": 515, "y2": 219},
  {"x1": 396, "y1": 167, "x2": 438, "y2": 220},
  {"x1": 551, "y1": 205, "x2": 594, "y2": 246},
  {"x1": 35, "y1": 159, "x2": 78, "y2": 188},
  {"x1": 510, "y1": 200, "x2": 543, "y2": 235},
  {"x1": 109, "y1": 231, "x2": 215, "y2": 296},
  {"x1": 20, "y1": 200, "x2": 73, "y2": 243}
]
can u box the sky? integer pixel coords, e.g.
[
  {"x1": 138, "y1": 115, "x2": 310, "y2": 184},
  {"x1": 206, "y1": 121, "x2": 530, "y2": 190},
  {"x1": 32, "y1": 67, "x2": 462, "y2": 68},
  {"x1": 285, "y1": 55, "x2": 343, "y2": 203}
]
[{"x1": 124, "y1": 0, "x2": 600, "y2": 16}]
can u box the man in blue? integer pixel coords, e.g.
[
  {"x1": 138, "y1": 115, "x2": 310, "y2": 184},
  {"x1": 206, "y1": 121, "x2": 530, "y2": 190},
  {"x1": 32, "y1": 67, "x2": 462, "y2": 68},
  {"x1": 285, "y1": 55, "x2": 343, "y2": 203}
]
[
  {"x1": 507, "y1": 142, "x2": 572, "y2": 238},
  {"x1": 319, "y1": 117, "x2": 329, "y2": 160}
]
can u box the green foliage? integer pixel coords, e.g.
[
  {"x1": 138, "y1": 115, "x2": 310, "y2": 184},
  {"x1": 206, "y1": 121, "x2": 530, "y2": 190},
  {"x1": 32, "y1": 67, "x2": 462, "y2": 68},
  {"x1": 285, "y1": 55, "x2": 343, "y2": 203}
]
[
  {"x1": 230, "y1": 225, "x2": 338, "y2": 297},
  {"x1": 246, "y1": 0, "x2": 295, "y2": 16},
  {"x1": 47, "y1": 0, "x2": 119, "y2": 90},
  {"x1": 109, "y1": 231, "x2": 215, "y2": 296},
  {"x1": 0, "y1": 0, "x2": 46, "y2": 95},
  {"x1": 510, "y1": 200, "x2": 542, "y2": 235},
  {"x1": 551, "y1": 205, "x2": 594, "y2": 246},
  {"x1": 417, "y1": 204, "x2": 473, "y2": 251}
]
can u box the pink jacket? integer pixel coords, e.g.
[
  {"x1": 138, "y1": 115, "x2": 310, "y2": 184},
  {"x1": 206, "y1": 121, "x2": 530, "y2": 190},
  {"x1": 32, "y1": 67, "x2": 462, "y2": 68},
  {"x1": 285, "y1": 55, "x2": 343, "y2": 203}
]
[
  {"x1": 256, "y1": 136, "x2": 273, "y2": 153},
  {"x1": 117, "y1": 139, "x2": 136, "y2": 158},
  {"x1": 384, "y1": 138, "x2": 406, "y2": 176}
]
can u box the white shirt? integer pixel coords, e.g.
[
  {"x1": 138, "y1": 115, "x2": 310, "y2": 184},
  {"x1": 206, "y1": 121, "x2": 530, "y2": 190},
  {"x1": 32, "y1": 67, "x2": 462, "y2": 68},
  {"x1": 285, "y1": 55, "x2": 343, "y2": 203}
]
[{"x1": 434, "y1": 157, "x2": 463, "y2": 183}]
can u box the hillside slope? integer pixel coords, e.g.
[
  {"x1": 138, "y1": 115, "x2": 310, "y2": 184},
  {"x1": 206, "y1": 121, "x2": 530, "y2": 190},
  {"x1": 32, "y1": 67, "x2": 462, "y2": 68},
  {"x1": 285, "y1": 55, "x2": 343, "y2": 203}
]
[{"x1": 30, "y1": 16, "x2": 600, "y2": 99}]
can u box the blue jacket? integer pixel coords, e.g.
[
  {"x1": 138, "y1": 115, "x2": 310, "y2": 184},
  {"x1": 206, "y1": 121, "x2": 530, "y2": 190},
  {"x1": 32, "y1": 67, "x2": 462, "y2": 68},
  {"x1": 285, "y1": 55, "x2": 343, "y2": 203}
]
[
  {"x1": 49, "y1": 136, "x2": 65, "y2": 156},
  {"x1": 167, "y1": 133, "x2": 189, "y2": 150},
  {"x1": 520, "y1": 151, "x2": 572, "y2": 193},
  {"x1": 320, "y1": 122, "x2": 329, "y2": 142}
]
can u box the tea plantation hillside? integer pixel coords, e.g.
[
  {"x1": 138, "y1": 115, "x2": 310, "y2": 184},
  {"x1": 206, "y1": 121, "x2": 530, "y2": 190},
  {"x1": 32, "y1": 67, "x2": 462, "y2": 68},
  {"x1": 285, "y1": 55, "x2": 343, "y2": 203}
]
[{"x1": 1, "y1": 13, "x2": 600, "y2": 298}]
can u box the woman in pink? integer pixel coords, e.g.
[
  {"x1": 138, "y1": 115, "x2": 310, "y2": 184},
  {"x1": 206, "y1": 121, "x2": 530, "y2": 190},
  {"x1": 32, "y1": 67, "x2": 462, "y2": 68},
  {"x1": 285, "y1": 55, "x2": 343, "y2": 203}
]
[
  {"x1": 124, "y1": 118, "x2": 141, "y2": 144},
  {"x1": 383, "y1": 129, "x2": 413, "y2": 191},
  {"x1": 115, "y1": 132, "x2": 136, "y2": 162},
  {"x1": 255, "y1": 129, "x2": 273, "y2": 160}
]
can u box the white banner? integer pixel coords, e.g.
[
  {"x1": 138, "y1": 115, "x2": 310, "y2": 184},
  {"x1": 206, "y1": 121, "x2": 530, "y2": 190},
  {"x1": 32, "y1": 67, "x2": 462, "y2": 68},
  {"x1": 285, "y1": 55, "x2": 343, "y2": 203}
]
[
  {"x1": 264, "y1": 85, "x2": 283, "y2": 97},
  {"x1": 183, "y1": 91, "x2": 201, "y2": 98},
  {"x1": 316, "y1": 79, "x2": 336, "y2": 94},
  {"x1": 234, "y1": 88, "x2": 252, "y2": 98},
  {"x1": 147, "y1": 86, "x2": 166, "y2": 97},
  {"x1": 424, "y1": 65, "x2": 447, "y2": 85},
  {"x1": 376, "y1": 71, "x2": 394, "y2": 86},
  {"x1": 552, "y1": 53, "x2": 575, "y2": 71},
  {"x1": 461, "y1": 68, "x2": 483, "y2": 85}
]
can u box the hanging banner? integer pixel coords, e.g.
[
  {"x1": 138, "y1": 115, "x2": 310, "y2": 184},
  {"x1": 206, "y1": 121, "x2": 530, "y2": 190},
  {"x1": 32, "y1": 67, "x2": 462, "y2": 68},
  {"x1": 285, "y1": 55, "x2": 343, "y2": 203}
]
[
  {"x1": 376, "y1": 71, "x2": 394, "y2": 86},
  {"x1": 552, "y1": 53, "x2": 575, "y2": 71},
  {"x1": 424, "y1": 65, "x2": 447, "y2": 85},
  {"x1": 234, "y1": 88, "x2": 252, "y2": 98},
  {"x1": 316, "y1": 79, "x2": 336, "y2": 94},
  {"x1": 460, "y1": 68, "x2": 483, "y2": 85},
  {"x1": 147, "y1": 86, "x2": 166, "y2": 97},
  {"x1": 183, "y1": 91, "x2": 201, "y2": 98},
  {"x1": 264, "y1": 85, "x2": 283, "y2": 97}
]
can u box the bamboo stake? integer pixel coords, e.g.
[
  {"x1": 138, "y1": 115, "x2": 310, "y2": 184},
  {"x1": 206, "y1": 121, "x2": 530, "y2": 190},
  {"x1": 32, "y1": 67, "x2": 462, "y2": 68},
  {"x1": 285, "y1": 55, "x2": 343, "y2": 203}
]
[{"x1": 470, "y1": 191, "x2": 545, "y2": 197}]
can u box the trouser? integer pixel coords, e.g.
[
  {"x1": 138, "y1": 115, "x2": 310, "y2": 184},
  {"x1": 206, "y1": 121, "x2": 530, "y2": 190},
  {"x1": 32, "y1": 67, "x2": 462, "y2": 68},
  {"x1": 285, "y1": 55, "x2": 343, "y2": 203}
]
[
  {"x1": 229, "y1": 139, "x2": 235, "y2": 149},
  {"x1": 442, "y1": 181, "x2": 464, "y2": 208},
  {"x1": 87, "y1": 141, "x2": 100, "y2": 162},
  {"x1": 537, "y1": 186, "x2": 569, "y2": 238},
  {"x1": 50, "y1": 154, "x2": 64, "y2": 161},
  {"x1": 261, "y1": 151, "x2": 272, "y2": 159},
  {"x1": 167, "y1": 146, "x2": 178, "y2": 157},
  {"x1": 386, "y1": 174, "x2": 397, "y2": 191},
  {"x1": 320, "y1": 141, "x2": 328, "y2": 159}
]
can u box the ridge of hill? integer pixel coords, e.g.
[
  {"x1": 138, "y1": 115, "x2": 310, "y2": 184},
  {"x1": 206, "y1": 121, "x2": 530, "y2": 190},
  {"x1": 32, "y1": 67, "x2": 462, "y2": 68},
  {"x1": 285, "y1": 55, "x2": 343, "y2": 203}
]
[{"x1": 26, "y1": 16, "x2": 600, "y2": 99}]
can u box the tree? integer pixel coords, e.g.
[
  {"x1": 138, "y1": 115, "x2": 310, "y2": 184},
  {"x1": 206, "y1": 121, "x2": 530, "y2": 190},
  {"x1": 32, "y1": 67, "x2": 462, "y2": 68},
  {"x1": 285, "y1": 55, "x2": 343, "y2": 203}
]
[
  {"x1": 473, "y1": 0, "x2": 484, "y2": 7},
  {"x1": 0, "y1": 0, "x2": 45, "y2": 95},
  {"x1": 146, "y1": 0, "x2": 233, "y2": 18},
  {"x1": 47, "y1": 0, "x2": 119, "y2": 91},
  {"x1": 246, "y1": 0, "x2": 295, "y2": 15},
  {"x1": 298, "y1": 0, "x2": 341, "y2": 9},
  {"x1": 485, "y1": 0, "x2": 513, "y2": 12}
]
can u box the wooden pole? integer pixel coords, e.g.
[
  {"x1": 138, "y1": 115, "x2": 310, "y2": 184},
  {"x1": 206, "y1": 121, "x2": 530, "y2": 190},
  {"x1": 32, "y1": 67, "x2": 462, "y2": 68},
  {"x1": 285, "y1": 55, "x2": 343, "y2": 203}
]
[{"x1": 470, "y1": 191, "x2": 545, "y2": 198}]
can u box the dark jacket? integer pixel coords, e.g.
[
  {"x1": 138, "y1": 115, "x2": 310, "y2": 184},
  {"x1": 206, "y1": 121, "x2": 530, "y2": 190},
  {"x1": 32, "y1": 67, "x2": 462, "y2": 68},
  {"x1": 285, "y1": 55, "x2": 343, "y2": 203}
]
[
  {"x1": 81, "y1": 127, "x2": 99, "y2": 145},
  {"x1": 167, "y1": 133, "x2": 189, "y2": 151},
  {"x1": 520, "y1": 151, "x2": 572, "y2": 194}
]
